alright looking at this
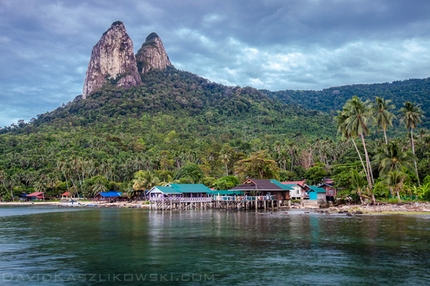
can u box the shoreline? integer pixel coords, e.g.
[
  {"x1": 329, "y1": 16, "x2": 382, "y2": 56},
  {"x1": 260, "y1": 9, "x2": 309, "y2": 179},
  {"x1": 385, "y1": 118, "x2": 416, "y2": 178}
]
[
  {"x1": 316, "y1": 202, "x2": 430, "y2": 215},
  {"x1": 1, "y1": 201, "x2": 430, "y2": 215},
  {"x1": 0, "y1": 201, "x2": 150, "y2": 209}
]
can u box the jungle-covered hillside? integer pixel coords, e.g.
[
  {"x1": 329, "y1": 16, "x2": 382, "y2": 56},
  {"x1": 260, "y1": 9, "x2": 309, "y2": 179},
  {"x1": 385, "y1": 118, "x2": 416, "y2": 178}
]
[{"x1": 1, "y1": 68, "x2": 430, "y2": 202}]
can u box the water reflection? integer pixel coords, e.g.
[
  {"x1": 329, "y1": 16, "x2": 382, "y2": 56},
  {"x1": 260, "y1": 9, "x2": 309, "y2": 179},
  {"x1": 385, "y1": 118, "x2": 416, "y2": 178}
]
[{"x1": 0, "y1": 208, "x2": 429, "y2": 285}]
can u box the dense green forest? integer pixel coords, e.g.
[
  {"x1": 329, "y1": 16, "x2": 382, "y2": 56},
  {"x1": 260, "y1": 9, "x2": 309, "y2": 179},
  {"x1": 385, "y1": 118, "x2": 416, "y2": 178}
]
[
  {"x1": 1, "y1": 67, "x2": 430, "y2": 203},
  {"x1": 264, "y1": 77, "x2": 430, "y2": 129}
]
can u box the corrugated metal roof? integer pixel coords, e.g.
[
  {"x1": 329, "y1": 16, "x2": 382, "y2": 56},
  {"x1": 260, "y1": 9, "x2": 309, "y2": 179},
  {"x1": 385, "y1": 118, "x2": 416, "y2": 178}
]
[
  {"x1": 150, "y1": 186, "x2": 182, "y2": 195},
  {"x1": 209, "y1": 190, "x2": 245, "y2": 195},
  {"x1": 149, "y1": 184, "x2": 212, "y2": 194},
  {"x1": 26, "y1": 192, "x2": 44, "y2": 197},
  {"x1": 270, "y1": 180, "x2": 293, "y2": 190},
  {"x1": 308, "y1": 186, "x2": 326, "y2": 193},
  {"x1": 231, "y1": 179, "x2": 290, "y2": 191},
  {"x1": 169, "y1": 184, "x2": 212, "y2": 193}
]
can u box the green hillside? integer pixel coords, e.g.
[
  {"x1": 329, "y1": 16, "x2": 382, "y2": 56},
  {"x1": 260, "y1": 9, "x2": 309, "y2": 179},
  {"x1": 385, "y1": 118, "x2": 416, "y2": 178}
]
[
  {"x1": 0, "y1": 68, "x2": 339, "y2": 200},
  {"x1": 264, "y1": 78, "x2": 430, "y2": 128}
]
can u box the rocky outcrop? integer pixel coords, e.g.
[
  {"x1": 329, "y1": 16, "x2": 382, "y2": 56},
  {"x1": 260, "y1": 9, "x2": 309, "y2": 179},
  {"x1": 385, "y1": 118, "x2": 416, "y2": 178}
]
[
  {"x1": 82, "y1": 21, "x2": 142, "y2": 98},
  {"x1": 135, "y1": 32, "x2": 172, "y2": 74}
]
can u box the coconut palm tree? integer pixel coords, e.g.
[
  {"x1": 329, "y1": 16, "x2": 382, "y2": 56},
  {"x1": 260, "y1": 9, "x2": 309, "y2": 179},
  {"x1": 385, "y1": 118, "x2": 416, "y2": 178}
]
[
  {"x1": 336, "y1": 96, "x2": 374, "y2": 190},
  {"x1": 133, "y1": 170, "x2": 160, "y2": 199},
  {"x1": 335, "y1": 111, "x2": 368, "y2": 178},
  {"x1": 350, "y1": 169, "x2": 367, "y2": 204},
  {"x1": 0, "y1": 170, "x2": 14, "y2": 201},
  {"x1": 372, "y1": 141, "x2": 415, "y2": 177},
  {"x1": 386, "y1": 170, "x2": 407, "y2": 202},
  {"x1": 373, "y1": 97, "x2": 396, "y2": 144},
  {"x1": 400, "y1": 101, "x2": 424, "y2": 183}
]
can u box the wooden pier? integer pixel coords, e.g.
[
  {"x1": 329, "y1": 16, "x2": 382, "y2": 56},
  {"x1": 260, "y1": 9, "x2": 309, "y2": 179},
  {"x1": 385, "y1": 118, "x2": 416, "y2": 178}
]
[
  {"x1": 150, "y1": 197, "x2": 213, "y2": 210},
  {"x1": 149, "y1": 195, "x2": 285, "y2": 211}
]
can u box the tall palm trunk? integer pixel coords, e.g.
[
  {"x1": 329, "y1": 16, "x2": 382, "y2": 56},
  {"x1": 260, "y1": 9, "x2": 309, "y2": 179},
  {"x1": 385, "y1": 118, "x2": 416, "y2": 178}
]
[
  {"x1": 360, "y1": 134, "x2": 375, "y2": 204},
  {"x1": 351, "y1": 138, "x2": 368, "y2": 181},
  {"x1": 383, "y1": 129, "x2": 388, "y2": 145},
  {"x1": 410, "y1": 128, "x2": 420, "y2": 185}
]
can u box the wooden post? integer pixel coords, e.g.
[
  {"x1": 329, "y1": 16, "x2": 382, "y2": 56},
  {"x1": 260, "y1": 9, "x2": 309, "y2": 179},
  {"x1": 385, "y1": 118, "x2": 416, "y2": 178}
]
[{"x1": 255, "y1": 197, "x2": 258, "y2": 211}]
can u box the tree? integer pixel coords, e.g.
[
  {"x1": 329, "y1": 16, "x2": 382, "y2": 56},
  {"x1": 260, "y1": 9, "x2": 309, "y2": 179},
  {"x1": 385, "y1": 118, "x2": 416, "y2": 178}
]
[
  {"x1": 174, "y1": 163, "x2": 204, "y2": 183},
  {"x1": 234, "y1": 150, "x2": 280, "y2": 180},
  {"x1": 133, "y1": 170, "x2": 160, "y2": 195},
  {"x1": 372, "y1": 141, "x2": 415, "y2": 177},
  {"x1": 373, "y1": 97, "x2": 396, "y2": 144},
  {"x1": 400, "y1": 101, "x2": 424, "y2": 184},
  {"x1": 304, "y1": 163, "x2": 328, "y2": 185},
  {"x1": 0, "y1": 170, "x2": 14, "y2": 201},
  {"x1": 220, "y1": 145, "x2": 234, "y2": 176},
  {"x1": 386, "y1": 170, "x2": 407, "y2": 202},
  {"x1": 350, "y1": 169, "x2": 367, "y2": 204},
  {"x1": 213, "y1": 176, "x2": 240, "y2": 190},
  {"x1": 336, "y1": 96, "x2": 374, "y2": 190}
]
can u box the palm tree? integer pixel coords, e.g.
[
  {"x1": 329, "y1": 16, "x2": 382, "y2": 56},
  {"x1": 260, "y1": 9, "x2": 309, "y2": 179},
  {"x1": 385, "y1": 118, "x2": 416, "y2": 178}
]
[
  {"x1": 335, "y1": 111, "x2": 368, "y2": 179},
  {"x1": 386, "y1": 170, "x2": 407, "y2": 202},
  {"x1": 337, "y1": 96, "x2": 374, "y2": 190},
  {"x1": 373, "y1": 97, "x2": 396, "y2": 144},
  {"x1": 372, "y1": 141, "x2": 415, "y2": 177},
  {"x1": 220, "y1": 145, "x2": 233, "y2": 176},
  {"x1": 133, "y1": 170, "x2": 160, "y2": 199},
  {"x1": 400, "y1": 101, "x2": 424, "y2": 183},
  {"x1": 0, "y1": 170, "x2": 14, "y2": 201},
  {"x1": 350, "y1": 169, "x2": 367, "y2": 204}
]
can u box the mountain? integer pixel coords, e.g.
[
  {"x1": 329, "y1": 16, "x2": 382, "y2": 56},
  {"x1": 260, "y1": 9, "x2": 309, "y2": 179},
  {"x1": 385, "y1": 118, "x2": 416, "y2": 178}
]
[
  {"x1": 264, "y1": 78, "x2": 430, "y2": 128},
  {"x1": 136, "y1": 32, "x2": 172, "y2": 74},
  {"x1": 83, "y1": 22, "x2": 173, "y2": 98},
  {"x1": 82, "y1": 21, "x2": 142, "y2": 98}
]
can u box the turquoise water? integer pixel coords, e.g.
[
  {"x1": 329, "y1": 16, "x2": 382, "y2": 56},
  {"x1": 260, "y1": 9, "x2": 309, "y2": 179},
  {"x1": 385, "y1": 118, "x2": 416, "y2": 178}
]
[{"x1": 0, "y1": 207, "x2": 429, "y2": 285}]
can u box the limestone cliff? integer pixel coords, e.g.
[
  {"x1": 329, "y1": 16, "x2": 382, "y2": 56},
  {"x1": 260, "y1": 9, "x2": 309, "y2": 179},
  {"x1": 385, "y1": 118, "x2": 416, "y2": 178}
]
[
  {"x1": 82, "y1": 21, "x2": 142, "y2": 98},
  {"x1": 135, "y1": 32, "x2": 172, "y2": 74}
]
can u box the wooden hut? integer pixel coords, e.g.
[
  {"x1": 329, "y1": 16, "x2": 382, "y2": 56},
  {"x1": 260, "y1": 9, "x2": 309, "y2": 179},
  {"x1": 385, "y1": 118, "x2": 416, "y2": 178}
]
[
  {"x1": 61, "y1": 191, "x2": 72, "y2": 201},
  {"x1": 25, "y1": 192, "x2": 45, "y2": 201},
  {"x1": 94, "y1": 191, "x2": 123, "y2": 202},
  {"x1": 230, "y1": 179, "x2": 292, "y2": 208},
  {"x1": 307, "y1": 186, "x2": 327, "y2": 202},
  {"x1": 282, "y1": 180, "x2": 306, "y2": 200}
]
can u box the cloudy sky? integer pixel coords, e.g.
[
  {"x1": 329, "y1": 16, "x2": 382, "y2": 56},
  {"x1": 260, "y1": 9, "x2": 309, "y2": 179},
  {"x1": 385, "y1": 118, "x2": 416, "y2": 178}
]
[{"x1": 2, "y1": 0, "x2": 430, "y2": 127}]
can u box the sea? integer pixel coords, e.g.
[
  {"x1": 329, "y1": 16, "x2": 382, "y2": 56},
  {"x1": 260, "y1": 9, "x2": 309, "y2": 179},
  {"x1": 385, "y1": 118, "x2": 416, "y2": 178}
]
[{"x1": 0, "y1": 206, "x2": 429, "y2": 285}]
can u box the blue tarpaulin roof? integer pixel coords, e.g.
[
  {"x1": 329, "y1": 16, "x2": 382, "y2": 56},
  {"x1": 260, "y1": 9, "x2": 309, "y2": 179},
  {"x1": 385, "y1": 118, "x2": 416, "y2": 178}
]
[{"x1": 98, "y1": 191, "x2": 122, "y2": 198}]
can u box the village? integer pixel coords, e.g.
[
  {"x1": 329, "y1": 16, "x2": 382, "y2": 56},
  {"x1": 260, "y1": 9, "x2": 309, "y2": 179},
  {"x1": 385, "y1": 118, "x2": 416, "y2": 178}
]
[{"x1": 18, "y1": 178, "x2": 337, "y2": 211}]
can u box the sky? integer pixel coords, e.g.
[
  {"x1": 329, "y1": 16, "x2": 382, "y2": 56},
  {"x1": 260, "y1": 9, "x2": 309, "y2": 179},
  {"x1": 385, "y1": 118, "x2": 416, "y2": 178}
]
[{"x1": 2, "y1": 0, "x2": 430, "y2": 127}]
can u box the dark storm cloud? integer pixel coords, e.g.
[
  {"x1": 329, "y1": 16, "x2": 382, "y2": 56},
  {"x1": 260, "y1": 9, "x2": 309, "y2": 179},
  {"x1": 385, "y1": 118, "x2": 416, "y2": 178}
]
[{"x1": 2, "y1": 0, "x2": 430, "y2": 126}]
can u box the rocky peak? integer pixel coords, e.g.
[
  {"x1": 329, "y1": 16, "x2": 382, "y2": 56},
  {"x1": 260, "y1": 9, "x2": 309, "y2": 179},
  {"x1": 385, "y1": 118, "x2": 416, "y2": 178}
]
[
  {"x1": 135, "y1": 32, "x2": 172, "y2": 74},
  {"x1": 82, "y1": 21, "x2": 142, "y2": 98}
]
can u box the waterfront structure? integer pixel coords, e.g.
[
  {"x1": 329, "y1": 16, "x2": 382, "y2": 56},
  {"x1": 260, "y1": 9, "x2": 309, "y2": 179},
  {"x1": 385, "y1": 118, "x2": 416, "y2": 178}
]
[
  {"x1": 318, "y1": 178, "x2": 337, "y2": 202},
  {"x1": 61, "y1": 191, "x2": 72, "y2": 200},
  {"x1": 148, "y1": 181, "x2": 290, "y2": 210},
  {"x1": 281, "y1": 180, "x2": 306, "y2": 200},
  {"x1": 148, "y1": 184, "x2": 213, "y2": 210},
  {"x1": 307, "y1": 186, "x2": 327, "y2": 201},
  {"x1": 94, "y1": 191, "x2": 124, "y2": 202},
  {"x1": 24, "y1": 192, "x2": 45, "y2": 201},
  {"x1": 230, "y1": 178, "x2": 292, "y2": 208}
]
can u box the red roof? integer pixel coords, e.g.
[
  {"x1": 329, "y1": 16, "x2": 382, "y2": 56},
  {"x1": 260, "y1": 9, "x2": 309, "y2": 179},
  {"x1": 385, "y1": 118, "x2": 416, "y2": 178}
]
[
  {"x1": 62, "y1": 191, "x2": 72, "y2": 196},
  {"x1": 281, "y1": 180, "x2": 306, "y2": 186},
  {"x1": 26, "y1": 192, "x2": 44, "y2": 198}
]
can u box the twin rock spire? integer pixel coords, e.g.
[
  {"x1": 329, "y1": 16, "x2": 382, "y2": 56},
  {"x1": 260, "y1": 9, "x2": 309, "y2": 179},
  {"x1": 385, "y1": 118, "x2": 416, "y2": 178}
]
[{"x1": 82, "y1": 21, "x2": 172, "y2": 98}]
